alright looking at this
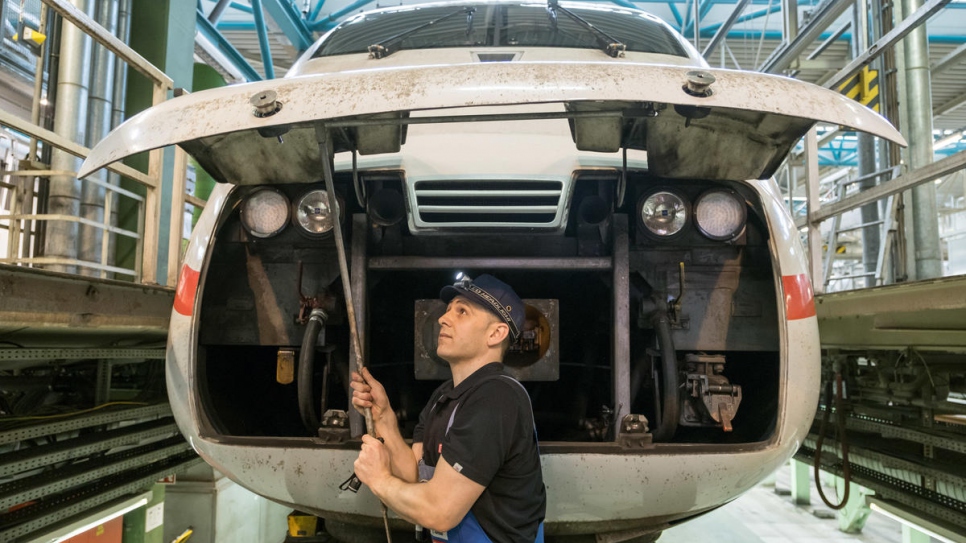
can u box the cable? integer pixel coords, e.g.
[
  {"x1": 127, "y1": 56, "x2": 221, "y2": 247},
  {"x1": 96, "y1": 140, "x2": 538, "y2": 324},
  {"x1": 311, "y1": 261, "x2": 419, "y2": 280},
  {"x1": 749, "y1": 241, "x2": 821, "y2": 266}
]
[
  {"x1": 813, "y1": 370, "x2": 851, "y2": 510},
  {"x1": 0, "y1": 401, "x2": 149, "y2": 422}
]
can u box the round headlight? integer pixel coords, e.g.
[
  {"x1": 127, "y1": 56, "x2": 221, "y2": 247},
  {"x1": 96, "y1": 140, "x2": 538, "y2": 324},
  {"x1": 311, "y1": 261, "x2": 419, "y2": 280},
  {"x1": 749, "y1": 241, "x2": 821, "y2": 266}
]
[
  {"x1": 240, "y1": 188, "x2": 289, "y2": 238},
  {"x1": 294, "y1": 190, "x2": 338, "y2": 235},
  {"x1": 640, "y1": 191, "x2": 688, "y2": 237},
  {"x1": 695, "y1": 190, "x2": 746, "y2": 241}
]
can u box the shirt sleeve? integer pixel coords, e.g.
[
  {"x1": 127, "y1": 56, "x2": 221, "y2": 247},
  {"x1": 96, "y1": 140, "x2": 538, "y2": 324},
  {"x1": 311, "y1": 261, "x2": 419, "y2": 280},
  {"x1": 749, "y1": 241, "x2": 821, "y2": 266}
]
[{"x1": 439, "y1": 380, "x2": 524, "y2": 487}]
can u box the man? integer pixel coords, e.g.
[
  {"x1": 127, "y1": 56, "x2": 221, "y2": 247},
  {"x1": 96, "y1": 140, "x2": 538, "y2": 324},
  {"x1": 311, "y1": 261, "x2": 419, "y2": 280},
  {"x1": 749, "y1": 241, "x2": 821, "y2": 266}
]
[{"x1": 351, "y1": 274, "x2": 546, "y2": 543}]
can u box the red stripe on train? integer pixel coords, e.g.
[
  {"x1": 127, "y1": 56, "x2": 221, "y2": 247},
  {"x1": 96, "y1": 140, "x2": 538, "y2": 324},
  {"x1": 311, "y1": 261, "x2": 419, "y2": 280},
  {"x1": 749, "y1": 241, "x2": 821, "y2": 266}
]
[
  {"x1": 782, "y1": 274, "x2": 816, "y2": 320},
  {"x1": 174, "y1": 265, "x2": 200, "y2": 317}
]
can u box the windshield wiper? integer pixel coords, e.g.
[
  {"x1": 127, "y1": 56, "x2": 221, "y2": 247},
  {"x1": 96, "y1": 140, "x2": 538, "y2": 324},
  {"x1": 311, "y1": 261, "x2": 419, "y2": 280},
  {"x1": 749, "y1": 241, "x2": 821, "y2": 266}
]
[
  {"x1": 546, "y1": 0, "x2": 626, "y2": 58},
  {"x1": 369, "y1": 7, "x2": 477, "y2": 59}
]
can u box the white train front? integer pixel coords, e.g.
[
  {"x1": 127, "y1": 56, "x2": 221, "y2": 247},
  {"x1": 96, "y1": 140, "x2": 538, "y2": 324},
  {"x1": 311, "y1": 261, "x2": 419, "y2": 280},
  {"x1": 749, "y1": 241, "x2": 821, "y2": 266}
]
[{"x1": 81, "y1": 2, "x2": 905, "y2": 541}]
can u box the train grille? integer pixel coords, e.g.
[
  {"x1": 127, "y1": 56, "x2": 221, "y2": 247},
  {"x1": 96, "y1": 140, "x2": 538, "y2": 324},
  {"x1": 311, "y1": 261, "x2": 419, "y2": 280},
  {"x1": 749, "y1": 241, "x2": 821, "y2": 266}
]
[{"x1": 411, "y1": 179, "x2": 564, "y2": 227}]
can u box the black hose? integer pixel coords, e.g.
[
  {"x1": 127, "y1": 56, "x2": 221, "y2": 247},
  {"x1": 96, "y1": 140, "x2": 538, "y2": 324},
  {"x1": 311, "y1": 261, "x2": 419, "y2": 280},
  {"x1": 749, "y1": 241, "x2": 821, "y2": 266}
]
[
  {"x1": 651, "y1": 316, "x2": 679, "y2": 442},
  {"x1": 299, "y1": 312, "x2": 326, "y2": 433},
  {"x1": 814, "y1": 371, "x2": 850, "y2": 509}
]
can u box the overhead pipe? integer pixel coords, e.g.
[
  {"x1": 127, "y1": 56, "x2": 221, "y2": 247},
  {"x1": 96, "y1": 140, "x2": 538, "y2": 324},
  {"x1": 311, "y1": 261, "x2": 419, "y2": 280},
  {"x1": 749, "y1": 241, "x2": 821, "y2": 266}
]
[
  {"x1": 308, "y1": 0, "x2": 327, "y2": 23},
  {"x1": 80, "y1": 0, "x2": 119, "y2": 275},
  {"x1": 900, "y1": 0, "x2": 942, "y2": 279},
  {"x1": 250, "y1": 0, "x2": 275, "y2": 79},
  {"x1": 46, "y1": 0, "x2": 96, "y2": 273},
  {"x1": 208, "y1": 0, "x2": 233, "y2": 23},
  {"x1": 105, "y1": 0, "x2": 132, "y2": 274},
  {"x1": 702, "y1": 0, "x2": 750, "y2": 58}
]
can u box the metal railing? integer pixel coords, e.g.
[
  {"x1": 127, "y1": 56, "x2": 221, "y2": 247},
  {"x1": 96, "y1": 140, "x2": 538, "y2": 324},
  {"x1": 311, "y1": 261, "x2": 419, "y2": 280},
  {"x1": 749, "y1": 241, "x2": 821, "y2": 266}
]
[
  {"x1": 0, "y1": 0, "x2": 205, "y2": 286},
  {"x1": 781, "y1": 127, "x2": 966, "y2": 294}
]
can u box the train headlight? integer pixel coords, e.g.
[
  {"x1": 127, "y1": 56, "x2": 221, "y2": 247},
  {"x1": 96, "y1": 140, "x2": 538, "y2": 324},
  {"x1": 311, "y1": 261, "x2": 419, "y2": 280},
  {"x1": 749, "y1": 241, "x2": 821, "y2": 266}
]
[
  {"x1": 294, "y1": 189, "x2": 338, "y2": 235},
  {"x1": 639, "y1": 191, "x2": 688, "y2": 237},
  {"x1": 240, "y1": 188, "x2": 289, "y2": 238},
  {"x1": 694, "y1": 190, "x2": 746, "y2": 241}
]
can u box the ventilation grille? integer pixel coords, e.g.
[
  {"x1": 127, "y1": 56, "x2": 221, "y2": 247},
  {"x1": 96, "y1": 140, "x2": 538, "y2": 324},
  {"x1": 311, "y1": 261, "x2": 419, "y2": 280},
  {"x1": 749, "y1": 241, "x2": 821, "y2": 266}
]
[{"x1": 412, "y1": 179, "x2": 564, "y2": 226}]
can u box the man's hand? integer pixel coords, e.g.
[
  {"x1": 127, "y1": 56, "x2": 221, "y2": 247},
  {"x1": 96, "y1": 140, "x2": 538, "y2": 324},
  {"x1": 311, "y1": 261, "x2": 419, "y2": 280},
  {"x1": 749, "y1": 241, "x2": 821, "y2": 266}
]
[
  {"x1": 354, "y1": 434, "x2": 393, "y2": 496},
  {"x1": 350, "y1": 368, "x2": 397, "y2": 430}
]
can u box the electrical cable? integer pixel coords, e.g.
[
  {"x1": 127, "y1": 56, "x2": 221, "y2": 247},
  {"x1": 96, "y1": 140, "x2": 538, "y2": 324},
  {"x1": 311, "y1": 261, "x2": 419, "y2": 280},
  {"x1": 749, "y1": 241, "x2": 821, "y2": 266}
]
[
  {"x1": 0, "y1": 401, "x2": 149, "y2": 422},
  {"x1": 813, "y1": 370, "x2": 851, "y2": 510}
]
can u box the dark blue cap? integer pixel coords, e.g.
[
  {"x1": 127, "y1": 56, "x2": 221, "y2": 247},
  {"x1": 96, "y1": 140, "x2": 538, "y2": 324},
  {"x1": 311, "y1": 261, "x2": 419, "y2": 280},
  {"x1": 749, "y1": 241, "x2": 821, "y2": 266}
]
[{"x1": 440, "y1": 274, "x2": 524, "y2": 340}]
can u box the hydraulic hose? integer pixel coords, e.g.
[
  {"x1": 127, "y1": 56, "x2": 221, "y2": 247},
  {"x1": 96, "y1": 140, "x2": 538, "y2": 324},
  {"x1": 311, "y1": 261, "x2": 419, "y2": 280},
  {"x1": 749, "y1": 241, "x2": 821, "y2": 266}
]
[
  {"x1": 814, "y1": 370, "x2": 851, "y2": 510},
  {"x1": 299, "y1": 309, "x2": 327, "y2": 434},
  {"x1": 651, "y1": 315, "x2": 679, "y2": 442}
]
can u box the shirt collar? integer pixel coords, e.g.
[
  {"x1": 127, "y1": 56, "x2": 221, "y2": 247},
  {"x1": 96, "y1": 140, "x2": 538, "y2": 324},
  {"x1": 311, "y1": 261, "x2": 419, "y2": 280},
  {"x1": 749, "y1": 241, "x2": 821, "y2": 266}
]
[{"x1": 440, "y1": 362, "x2": 505, "y2": 401}]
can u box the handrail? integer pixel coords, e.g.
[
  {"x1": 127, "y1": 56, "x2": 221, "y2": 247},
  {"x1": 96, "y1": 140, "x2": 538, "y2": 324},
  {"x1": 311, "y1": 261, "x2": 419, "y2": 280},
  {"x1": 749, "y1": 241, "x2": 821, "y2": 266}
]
[
  {"x1": 0, "y1": 0, "x2": 207, "y2": 286},
  {"x1": 788, "y1": 131, "x2": 966, "y2": 293}
]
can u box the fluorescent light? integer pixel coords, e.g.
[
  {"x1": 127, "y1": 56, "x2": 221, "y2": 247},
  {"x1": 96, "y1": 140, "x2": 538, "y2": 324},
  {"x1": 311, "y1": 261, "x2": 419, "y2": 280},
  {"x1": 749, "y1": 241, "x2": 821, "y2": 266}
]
[
  {"x1": 868, "y1": 500, "x2": 965, "y2": 543},
  {"x1": 31, "y1": 494, "x2": 150, "y2": 543}
]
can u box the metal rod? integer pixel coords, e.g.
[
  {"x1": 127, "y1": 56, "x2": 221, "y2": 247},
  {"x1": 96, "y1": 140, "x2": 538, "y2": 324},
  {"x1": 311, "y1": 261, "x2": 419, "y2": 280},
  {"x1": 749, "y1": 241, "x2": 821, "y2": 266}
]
[
  {"x1": 702, "y1": 0, "x2": 750, "y2": 58},
  {"x1": 837, "y1": 166, "x2": 899, "y2": 187},
  {"x1": 0, "y1": 256, "x2": 138, "y2": 276},
  {"x1": 810, "y1": 150, "x2": 966, "y2": 223},
  {"x1": 835, "y1": 219, "x2": 885, "y2": 234},
  {"x1": 251, "y1": 0, "x2": 275, "y2": 79},
  {"x1": 4, "y1": 171, "x2": 144, "y2": 201},
  {"x1": 759, "y1": 0, "x2": 852, "y2": 73},
  {"x1": 804, "y1": 128, "x2": 824, "y2": 294},
  {"x1": 806, "y1": 20, "x2": 849, "y2": 60},
  {"x1": 368, "y1": 256, "x2": 613, "y2": 270},
  {"x1": 10, "y1": 214, "x2": 140, "y2": 238},
  {"x1": 315, "y1": 124, "x2": 372, "y2": 436},
  {"x1": 823, "y1": 0, "x2": 952, "y2": 90},
  {"x1": 208, "y1": 0, "x2": 232, "y2": 23},
  {"x1": 0, "y1": 108, "x2": 157, "y2": 187},
  {"x1": 612, "y1": 214, "x2": 631, "y2": 434},
  {"x1": 349, "y1": 213, "x2": 367, "y2": 437},
  {"x1": 41, "y1": 0, "x2": 172, "y2": 88}
]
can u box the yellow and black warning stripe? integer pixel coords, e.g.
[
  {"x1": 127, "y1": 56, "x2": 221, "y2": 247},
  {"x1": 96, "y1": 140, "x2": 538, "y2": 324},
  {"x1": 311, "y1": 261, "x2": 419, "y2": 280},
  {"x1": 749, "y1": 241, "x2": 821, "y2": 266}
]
[{"x1": 838, "y1": 67, "x2": 879, "y2": 113}]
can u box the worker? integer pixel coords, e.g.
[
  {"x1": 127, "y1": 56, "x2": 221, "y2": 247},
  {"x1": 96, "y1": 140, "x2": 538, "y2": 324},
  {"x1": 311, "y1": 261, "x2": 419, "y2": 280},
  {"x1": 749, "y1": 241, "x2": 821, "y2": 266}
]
[{"x1": 351, "y1": 274, "x2": 546, "y2": 543}]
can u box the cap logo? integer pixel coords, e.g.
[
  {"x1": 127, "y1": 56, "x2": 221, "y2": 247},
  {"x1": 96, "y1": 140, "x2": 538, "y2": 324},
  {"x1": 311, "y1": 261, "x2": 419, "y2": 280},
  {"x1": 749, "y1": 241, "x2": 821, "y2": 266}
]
[{"x1": 466, "y1": 283, "x2": 521, "y2": 339}]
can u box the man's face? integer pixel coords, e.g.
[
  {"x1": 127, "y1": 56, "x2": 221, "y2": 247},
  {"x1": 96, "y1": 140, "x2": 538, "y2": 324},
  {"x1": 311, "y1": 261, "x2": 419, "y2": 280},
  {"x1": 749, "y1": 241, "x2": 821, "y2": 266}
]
[{"x1": 436, "y1": 295, "x2": 502, "y2": 364}]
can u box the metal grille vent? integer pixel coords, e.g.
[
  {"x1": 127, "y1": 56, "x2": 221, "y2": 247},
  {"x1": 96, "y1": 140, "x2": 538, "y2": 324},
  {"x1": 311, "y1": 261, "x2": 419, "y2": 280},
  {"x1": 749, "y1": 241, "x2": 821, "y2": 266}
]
[{"x1": 412, "y1": 179, "x2": 564, "y2": 226}]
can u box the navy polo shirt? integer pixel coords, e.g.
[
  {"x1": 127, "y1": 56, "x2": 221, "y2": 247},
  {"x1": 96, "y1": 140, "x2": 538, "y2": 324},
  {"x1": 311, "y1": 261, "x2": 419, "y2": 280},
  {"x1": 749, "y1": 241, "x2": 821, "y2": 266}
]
[{"x1": 413, "y1": 363, "x2": 546, "y2": 543}]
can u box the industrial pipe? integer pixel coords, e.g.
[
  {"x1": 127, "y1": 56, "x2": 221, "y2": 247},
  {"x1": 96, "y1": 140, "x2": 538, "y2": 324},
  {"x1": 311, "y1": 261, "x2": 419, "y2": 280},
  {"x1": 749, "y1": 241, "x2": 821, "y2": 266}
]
[{"x1": 651, "y1": 315, "x2": 679, "y2": 442}]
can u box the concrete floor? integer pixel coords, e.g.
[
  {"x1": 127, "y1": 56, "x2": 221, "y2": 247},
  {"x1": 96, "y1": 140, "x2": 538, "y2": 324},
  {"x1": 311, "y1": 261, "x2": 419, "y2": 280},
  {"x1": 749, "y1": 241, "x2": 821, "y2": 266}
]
[{"x1": 658, "y1": 466, "x2": 918, "y2": 543}]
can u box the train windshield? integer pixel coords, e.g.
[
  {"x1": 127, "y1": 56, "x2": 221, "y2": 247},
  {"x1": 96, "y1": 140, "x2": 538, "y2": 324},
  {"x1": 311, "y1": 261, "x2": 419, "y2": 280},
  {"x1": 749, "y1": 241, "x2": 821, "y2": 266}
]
[{"x1": 313, "y1": 3, "x2": 690, "y2": 58}]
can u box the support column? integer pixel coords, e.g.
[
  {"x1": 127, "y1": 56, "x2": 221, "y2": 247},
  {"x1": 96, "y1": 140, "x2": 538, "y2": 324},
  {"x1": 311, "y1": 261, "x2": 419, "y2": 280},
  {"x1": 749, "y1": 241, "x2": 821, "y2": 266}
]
[
  {"x1": 46, "y1": 0, "x2": 96, "y2": 273},
  {"x1": 790, "y1": 459, "x2": 811, "y2": 506},
  {"x1": 805, "y1": 128, "x2": 825, "y2": 293},
  {"x1": 835, "y1": 477, "x2": 873, "y2": 533},
  {"x1": 80, "y1": 0, "x2": 119, "y2": 275},
  {"x1": 117, "y1": 0, "x2": 196, "y2": 282},
  {"x1": 853, "y1": 0, "x2": 881, "y2": 287},
  {"x1": 899, "y1": 0, "x2": 941, "y2": 280},
  {"x1": 189, "y1": 63, "x2": 225, "y2": 227}
]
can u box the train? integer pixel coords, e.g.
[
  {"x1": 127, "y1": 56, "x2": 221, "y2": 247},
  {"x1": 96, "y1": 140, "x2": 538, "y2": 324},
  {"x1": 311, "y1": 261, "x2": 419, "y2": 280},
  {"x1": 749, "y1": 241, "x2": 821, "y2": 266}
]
[{"x1": 81, "y1": 1, "x2": 906, "y2": 541}]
